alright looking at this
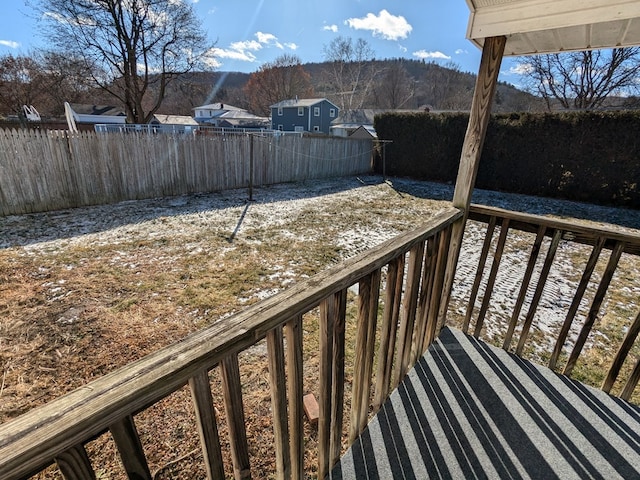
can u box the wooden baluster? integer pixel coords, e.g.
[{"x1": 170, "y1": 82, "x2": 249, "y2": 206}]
[
  {"x1": 284, "y1": 315, "x2": 304, "y2": 480},
  {"x1": 474, "y1": 219, "x2": 510, "y2": 338},
  {"x1": 109, "y1": 415, "x2": 152, "y2": 480},
  {"x1": 350, "y1": 269, "x2": 381, "y2": 443},
  {"x1": 373, "y1": 255, "x2": 405, "y2": 410},
  {"x1": 425, "y1": 226, "x2": 453, "y2": 349},
  {"x1": 189, "y1": 370, "x2": 225, "y2": 480},
  {"x1": 412, "y1": 234, "x2": 438, "y2": 363},
  {"x1": 318, "y1": 289, "x2": 347, "y2": 480},
  {"x1": 221, "y1": 354, "x2": 251, "y2": 480},
  {"x1": 602, "y1": 310, "x2": 640, "y2": 393},
  {"x1": 515, "y1": 229, "x2": 563, "y2": 356},
  {"x1": 464, "y1": 216, "x2": 497, "y2": 333},
  {"x1": 549, "y1": 237, "x2": 605, "y2": 370},
  {"x1": 266, "y1": 325, "x2": 291, "y2": 480},
  {"x1": 395, "y1": 242, "x2": 425, "y2": 383},
  {"x1": 330, "y1": 290, "x2": 347, "y2": 470},
  {"x1": 55, "y1": 444, "x2": 96, "y2": 480},
  {"x1": 621, "y1": 357, "x2": 640, "y2": 402},
  {"x1": 503, "y1": 225, "x2": 546, "y2": 350},
  {"x1": 564, "y1": 242, "x2": 625, "y2": 376}
]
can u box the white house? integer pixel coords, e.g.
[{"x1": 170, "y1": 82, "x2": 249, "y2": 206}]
[{"x1": 192, "y1": 103, "x2": 269, "y2": 128}]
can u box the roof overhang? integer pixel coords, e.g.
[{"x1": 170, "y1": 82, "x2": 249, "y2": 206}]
[{"x1": 466, "y1": 0, "x2": 640, "y2": 56}]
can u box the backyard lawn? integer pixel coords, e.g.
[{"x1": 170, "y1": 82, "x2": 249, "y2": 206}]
[{"x1": 2, "y1": 175, "x2": 639, "y2": 478}]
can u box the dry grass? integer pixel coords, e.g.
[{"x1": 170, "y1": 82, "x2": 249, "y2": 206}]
[{"x1": 2, "y1": 175, "x2": 639, "y2": 478}]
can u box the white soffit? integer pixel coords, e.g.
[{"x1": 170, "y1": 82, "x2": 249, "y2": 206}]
[{"x1": 466, "y1": 0, "x2": 640, "y2": 55}]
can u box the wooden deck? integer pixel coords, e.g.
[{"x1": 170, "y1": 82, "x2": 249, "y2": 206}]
[{"x1": 331, "y1": 327, "x2": 640, "y2": 479}]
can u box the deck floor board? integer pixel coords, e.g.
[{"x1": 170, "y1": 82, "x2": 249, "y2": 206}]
[{"x1": 331, "y1": 327, "x2": 640, "y2": 479}]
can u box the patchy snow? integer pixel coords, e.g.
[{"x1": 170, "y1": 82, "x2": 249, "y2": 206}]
[{"x1": 2, "y1": 174, "x2": 639, "y2": 358}]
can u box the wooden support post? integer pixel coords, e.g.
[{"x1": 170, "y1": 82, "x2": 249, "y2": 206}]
[
  {"x1": 515, "y1": 229, "x2": 563, "y2": 355},
  {"x1": 221, "y1": 354, "x2": 252, "y2": 480},
  {"x1": 55, "y1": 444, "x2": 96, "y2": 480},
  {"x1": 373, "y1": 255, "x2": 405, "y2": 410},
  {"x1": 602, "y1": 309, "x2": 640, "y2": 393},
  {"x1": 563, "y1": 241, "x2": 625, "y2": 376},
  {"x1": 284, "y1": 316, "x2": 304, "y2": 480},
  {"x1": 437, "y1": 35, "x2": 506, "y2": 332},
  {"x1": 423, "y1": 226, "x2": 453, "y2": 350},
  {"x1": 350, "y1": 269, "x2": 382, "y2": 443},
  {"x1": 266, "y1": 325, "x2": 291, "y2": 480},
  {"x1": 503, "y1": 225, "x2": 547, "y2": 351},
  {"x1": 474, "y1": 219, "x2": 510, "y2": 338},
  {"x1": 189, "y1": 370, "x2": 225, "y2": 480},
  {"x1": 249, "y1": 134, "x2": 254, "y2": 201},
  {"x1": 548, "y1": 237, "x2": 605, "y2": 370},
  {"x1": 109, "y1": 415, "x2": 152, "y2": 480},
  {"x1": 318, "y1": 290, "x2": 347, "y2": 480},
  {"x1": 394, "y1": 242, "x2": 425, "y2": 384}
]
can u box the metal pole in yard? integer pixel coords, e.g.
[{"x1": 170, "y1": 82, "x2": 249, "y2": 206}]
[
  {"x1": 382, "y1": 141, "x2": 386, "y2": 182},
  {"x1": 249, "y1": 133, "x2": 254, "y2": 201}
]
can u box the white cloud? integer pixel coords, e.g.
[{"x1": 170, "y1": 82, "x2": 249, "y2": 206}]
[
  {"x1": 455, "y1": 49, "x2": 469, "y2": 55},
  {"x1": 210, "y1": 32, "x2": 297, "y2": 66},
  {"x1": 323, "y1": 24, "x2": 338, "y2": 33},
  {"x1": 345, "y1": 9, "x2": 412, "y2": 41},
  {"x1": 0, "y1": 40, "x2": 20, "y2": 49},
  {"x1": 509, "y1": 62, "x2": 533, "y2": 75},
  {"x1": 413, "y1": 50, "x2": 451, "y2": 60},
  {"x1": 255, "y1": 31, "x2": 283, "y2": 49}
]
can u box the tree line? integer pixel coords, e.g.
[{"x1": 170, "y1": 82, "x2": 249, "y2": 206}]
[{"x1": 2, "y1": 0, "x2": 640, "y2": 125}]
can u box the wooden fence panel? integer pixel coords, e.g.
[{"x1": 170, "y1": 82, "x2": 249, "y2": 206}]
[{"x1": 0, "y1": 130, "x2": 372, "y2": 216}]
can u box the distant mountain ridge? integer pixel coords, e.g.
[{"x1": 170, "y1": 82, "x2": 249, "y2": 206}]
[{"x1": 156, "y1": 59, "x2": 543, "y2": 116}]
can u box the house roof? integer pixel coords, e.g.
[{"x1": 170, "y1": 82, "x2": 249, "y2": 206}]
[
  {"x1": 465, "y1": 0, "x2": 640, "y2": 56},
  {"x1": 193, "y1": 103, "x2": 244, "y2": 111},
  {"x1": 69, "y1": 104, "x2": 126, "y2": 117},
  {"x1": 152, "y1": 114, "x2": 199, "y2": 126},
  {"x1": 270, "y1": 98, "x2": 338, "y2": 109}
]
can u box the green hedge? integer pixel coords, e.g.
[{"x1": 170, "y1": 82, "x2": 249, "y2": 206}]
[{"x1": 374, "y1": 111, "x2": 640, "y2": 208}]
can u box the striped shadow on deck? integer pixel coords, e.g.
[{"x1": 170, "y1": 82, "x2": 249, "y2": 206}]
[{"x1": 331, "y1": 327, "x2": 640, "y2": 480}]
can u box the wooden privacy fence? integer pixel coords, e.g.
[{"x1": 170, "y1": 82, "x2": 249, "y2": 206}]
[{"x1": 0, "y1": 129, "x2": 374, "y2": 216}]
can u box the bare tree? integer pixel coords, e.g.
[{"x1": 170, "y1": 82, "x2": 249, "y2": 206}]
[
  {"x1": 322, "y1": 36, "x2": 378, "y2": 111},
  {"x1": 0, "y1": 53, "x2": 49, "y2": 119},
  {"x1": 371, "y1": 60, "x2": 415, "y2": 109},
  {"x1": 519, "y1": 48, "x2": 640, "y2": 110},
  {"x1": 34, "y1": 0, "x2": 214, "y2": 123},
  {"x1": 243, "y1": 54, "x2": 314, "y2": 116}
]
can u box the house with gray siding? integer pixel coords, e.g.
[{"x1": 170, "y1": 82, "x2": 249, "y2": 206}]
[{"x1": 270, "y1": 98, "x2": 339, "y2": 134}]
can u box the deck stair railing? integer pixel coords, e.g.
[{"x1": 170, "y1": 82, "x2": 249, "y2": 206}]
[
  {"x1": 0, "y1": 208, "x2": 461, "y2": 480},
  {"x1": 459, "y1": 204, "x2": 640, "y2": 401}
]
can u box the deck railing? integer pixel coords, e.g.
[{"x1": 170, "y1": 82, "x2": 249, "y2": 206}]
[
  {"x1": 2, "y1": 203, "x2": 640, "y2": 479},
  {"x1": 457, "y1": 204, "x2": 640, "y2": 401},
  {"x1": 0, "y1": 208, "x2": 461, "y2": 480}
]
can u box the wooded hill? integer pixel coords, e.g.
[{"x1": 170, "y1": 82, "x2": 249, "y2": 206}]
[{"x1": 155, "y1": 59, "x2": 544, "y2": 117}]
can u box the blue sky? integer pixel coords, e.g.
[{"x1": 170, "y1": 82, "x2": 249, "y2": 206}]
[{"x1": 0, "y1": 0, "x2": 522, "y2": 85}]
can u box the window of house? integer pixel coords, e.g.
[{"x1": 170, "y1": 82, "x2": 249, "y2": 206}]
[
  {"x1": 278, "y1": 107, "x2": 283, "y2": 116},
  {"x1": 329, "y1": 108, "x2": 336, "y2": 117},
  {"x1": 277, "y1": 125, "x2": 283, "y2": 131},
  {"x1": 313, "y1": 126, "x2": 320, "y2": 132},
  {"x1": 314, "y1": 107, "x2": 320, "y2": 116},
  {"x1": 295, "y1": 126, "x2": 304, "y2": 132},
  {"x1": 298, "y1": 107, "x2": 304, "y2": 116}
]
